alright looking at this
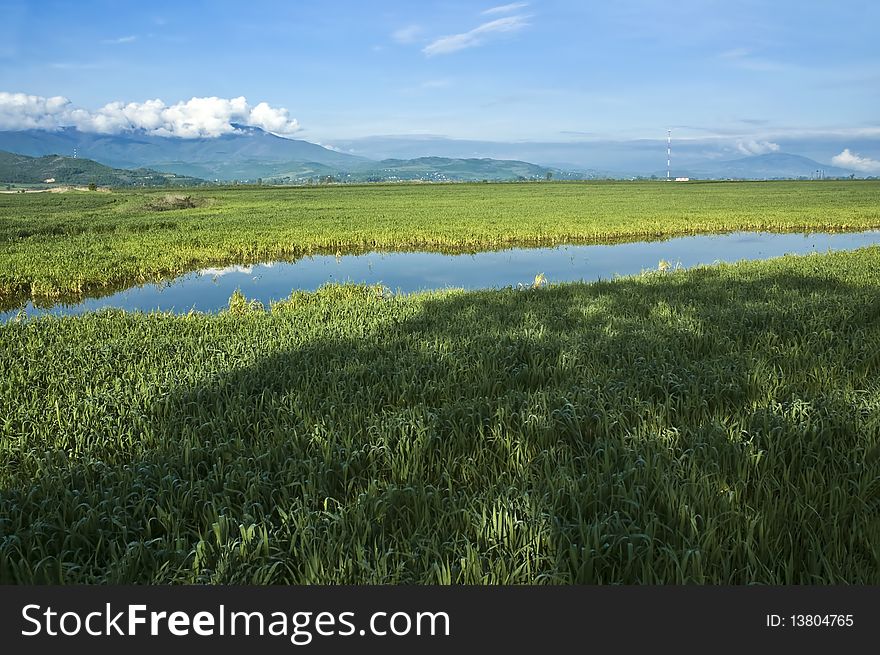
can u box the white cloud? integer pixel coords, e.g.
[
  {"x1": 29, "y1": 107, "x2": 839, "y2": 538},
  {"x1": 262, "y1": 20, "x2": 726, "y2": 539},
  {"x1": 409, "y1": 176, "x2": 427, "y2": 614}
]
[
  {"x1": 101, "y1": 35, "x2": 137, "y2": 45},
  {"x1": 423, "y1": 15, "x2": 529, "y2": 56},
  {"x1": 831, "y1": 148, "x2": 880, "y2": 173},
  {"x1": 246, "y1": 101, "x2": 300, "y2": 135},
  {"x1": 718, "y1": 48, "x2": 788, "y2": 72},
  {"x1": 392, "y1": 25, "x2": 422, "y2": 44},
  {"x1": 200, "y1": 265, "x2": 254, "y2": 276},
  {"x1": 0, "y1": 92, "x2": 72, "y2": 130},
  {"x1": 719, "y1": 47, "x2": 751, "y2": 59},
  {"x1": 482, "y1": 2, "x2": 528, "y2": 15},
  {"x1": 48, "y1": 61, "x2": 109, "y2": 71},
  {"x1": 736, "y1": 139, "x2": 780, "y2": 155},
  {"x1": 0, "y1": 91, "x2": 301, "y2": 138}
]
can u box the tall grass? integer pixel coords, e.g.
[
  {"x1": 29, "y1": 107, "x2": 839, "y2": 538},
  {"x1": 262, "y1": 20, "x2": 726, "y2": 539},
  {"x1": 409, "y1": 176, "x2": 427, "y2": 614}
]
[
  {"x1": 2, "y1": 247, "x2": 878, "y2": 584},
  {"x1": 1, "y1": 180, "x2": 879, "y2": 299}
]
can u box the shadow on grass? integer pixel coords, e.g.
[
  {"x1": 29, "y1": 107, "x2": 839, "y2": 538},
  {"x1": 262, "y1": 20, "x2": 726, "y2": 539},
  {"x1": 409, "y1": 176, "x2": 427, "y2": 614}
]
[{"x1": 2, "y1": 262, "x2": 880, "y2": 583}]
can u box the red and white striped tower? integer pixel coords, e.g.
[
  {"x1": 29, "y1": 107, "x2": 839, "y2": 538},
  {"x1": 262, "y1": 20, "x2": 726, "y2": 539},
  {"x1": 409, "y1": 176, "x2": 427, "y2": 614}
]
[{"x1": 666, "y1": 129, "x2": 671, "y2": 181}]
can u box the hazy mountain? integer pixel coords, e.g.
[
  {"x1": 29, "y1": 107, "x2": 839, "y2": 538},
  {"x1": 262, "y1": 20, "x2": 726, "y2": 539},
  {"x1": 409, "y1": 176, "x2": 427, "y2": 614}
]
[
  {"x1": 140, "y1": 154, "x2": 577, "y2": 183},
  {"x1": 668, "y1": 153, "x2": 860, "y2": 179},
  {"x1": 265, "y1": 157, "x2": 602, "y2": 183},
  {"x1": 0, "y1": 125, "x2": 367, "y2": 180},
  {"x1": 155, "y1": 159, "x2": 342, "y2": 182},
  {"x1": 0, "y1": 127, "x2": 583, "y2": 182},
  {"x1": 0, "y1": 127, "x2": 600, "y2": 182},
  {"x1": 352, "y1": 157, "x2": 596, "y2": 182},
  {"x1": 371, "y1": 156, "x2": 547, "y2": 180},
  {"x1": 332, "y1": 135, "x2": 880, "y2": 177},
  {"x1": 330, "y1": 135, "x2": 636, "y2": 171},
  {"x1": 0, "y1": 150, "x2": 207, "y2": 187},
  {"x1": 4, "y1": 127, "x2": 862, "y2": 183}
]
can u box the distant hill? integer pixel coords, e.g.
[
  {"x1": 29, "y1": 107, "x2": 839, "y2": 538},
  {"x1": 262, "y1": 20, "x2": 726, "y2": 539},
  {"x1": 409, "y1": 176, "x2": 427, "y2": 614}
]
[
  {"x1": 355, "y1": 157, "x2": 553, "y2": 182},
  {"x1": 0, "y1": 125, "x2": 368, "y2": 181},
  {"x1": 0, "y1": 150, "x2": 207, "y2": 187},
  {"x1": 147, "y1": 155, "x2": 569, "y2": 184},
  {"x1": 2, "y1": 128, "x2": 870, "y2": 183},
  {"x1": 264, "y1": 156, "x2": 587, "y2": 183},
  {"x1": 0, "y1": 127, "x2": 594, "y2": 183},
  {"x1": 669, "y1": 153, "x2": 859, "y2": 180}
]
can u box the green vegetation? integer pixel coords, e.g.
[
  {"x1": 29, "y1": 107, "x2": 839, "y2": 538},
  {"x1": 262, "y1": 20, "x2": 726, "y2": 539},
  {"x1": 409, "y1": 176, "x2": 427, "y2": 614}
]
[
  {"x1": 1, "y1": 247, "x2": 879, "y2": 584},
  {"x1": 215, "y1": 155, "x2": 567, "y2": 184},
  {"x1": 342, "y1": 156, "x2": 557, "y2": 183},
  {"x1": 2, "y1": 180, "x2": 879, "y2": 300},
  {"x1": 1, "y1": 181, "x2": 879, "y2": 584},
  {"x1": 0, "y1": 150, "x2": 207, "y2": 189}
]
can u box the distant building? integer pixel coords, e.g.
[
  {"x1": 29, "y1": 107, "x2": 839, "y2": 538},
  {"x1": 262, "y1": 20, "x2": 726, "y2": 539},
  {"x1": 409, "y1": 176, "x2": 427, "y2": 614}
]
[
  {"x1": 675, "y1": 177, "x2": 690, "y2": 182},
  {"x1": 43, "y1": 178, "x2": 55, "y2": 183}
]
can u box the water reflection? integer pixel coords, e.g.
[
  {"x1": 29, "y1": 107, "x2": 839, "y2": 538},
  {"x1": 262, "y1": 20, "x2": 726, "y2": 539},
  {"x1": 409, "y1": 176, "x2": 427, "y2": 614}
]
[{"x1": 4, "y1": 230, "x2": 880, "y2": 321}]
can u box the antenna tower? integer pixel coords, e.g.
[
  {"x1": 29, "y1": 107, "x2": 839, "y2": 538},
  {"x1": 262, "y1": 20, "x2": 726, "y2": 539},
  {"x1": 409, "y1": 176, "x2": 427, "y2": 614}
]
[{"x1": 666, "y1": 129, "x2": 671, "y2": 181}]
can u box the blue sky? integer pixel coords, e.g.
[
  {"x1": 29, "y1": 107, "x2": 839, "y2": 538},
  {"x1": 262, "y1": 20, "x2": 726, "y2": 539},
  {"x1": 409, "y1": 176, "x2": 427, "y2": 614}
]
[{"x1": 1, "y1": 0, "x2": 878, "y2": 169}]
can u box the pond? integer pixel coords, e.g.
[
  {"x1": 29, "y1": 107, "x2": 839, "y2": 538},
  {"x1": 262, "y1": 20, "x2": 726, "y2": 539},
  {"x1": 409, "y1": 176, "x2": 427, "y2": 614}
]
[{"x1": 4, "y1": 230, "x2": 880, "y2": 321}]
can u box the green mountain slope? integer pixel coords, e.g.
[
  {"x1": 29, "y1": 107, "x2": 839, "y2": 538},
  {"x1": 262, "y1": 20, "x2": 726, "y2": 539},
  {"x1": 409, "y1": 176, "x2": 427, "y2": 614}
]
[
  {"x1": 357, "y1": 157, "x2": 552, "y2": 181},
  {"x1": 0, "y1": 126, "x2": 367, "y2": 172},
  {"x1": 0, "y1": 150, "x2": 208, "y2": 187},
  {"x1": 262, "y1": 156, "x2": 584, "y2": 183}
]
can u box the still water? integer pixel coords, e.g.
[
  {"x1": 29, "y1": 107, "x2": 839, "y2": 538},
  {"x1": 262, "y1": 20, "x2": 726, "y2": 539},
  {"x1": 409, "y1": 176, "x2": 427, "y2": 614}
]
[{"x1": 5, "y1": 230, "x2": 880, "y2": 320}]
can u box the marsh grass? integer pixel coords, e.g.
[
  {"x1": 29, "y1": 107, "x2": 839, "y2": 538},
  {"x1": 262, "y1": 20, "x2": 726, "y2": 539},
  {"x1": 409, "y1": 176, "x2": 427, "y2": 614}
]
[
  {"x1": 1, "y1": 180, "x2": 879, "y2": 299},
  {"x1": 1, "y1": 247, "x2": 879, "y2": 584}
]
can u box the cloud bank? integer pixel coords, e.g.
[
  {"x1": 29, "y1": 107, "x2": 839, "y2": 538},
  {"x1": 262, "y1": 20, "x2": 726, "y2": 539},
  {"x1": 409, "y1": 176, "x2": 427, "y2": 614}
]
[
  {"x1": 0, "y1": 92, "x2": 301, "y2": 138},
  {"x1": 735, "y1": 139, "x2": 780, "y2": 155},
  {"x1": 423, "y1": 15, "x2": 529, "y2": 56},
  {"x1": 831, "y1": 148, "x2": 880, "y2": 173}
]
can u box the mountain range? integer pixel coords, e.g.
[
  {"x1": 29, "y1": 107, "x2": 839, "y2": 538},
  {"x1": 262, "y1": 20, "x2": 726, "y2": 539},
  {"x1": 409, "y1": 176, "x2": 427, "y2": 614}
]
[
  {"x1": 0, "y1": 126, "x2": 581, "y2": 183},
  {"x1": 0, "y1": 125, "x2": 362, "y2": 179},
  {"x1": 0, "y1": 126, "x2": 865, "y2": 184}
]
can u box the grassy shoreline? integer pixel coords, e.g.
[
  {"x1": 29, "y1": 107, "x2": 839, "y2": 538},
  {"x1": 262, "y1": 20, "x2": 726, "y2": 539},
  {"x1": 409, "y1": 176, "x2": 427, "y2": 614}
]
[
  {"x1": 2, "y1": 180, "x2": 879, "y2": 299},
  {"x1": 2, "y1": 246, "x2": 879, "y2": 583}
]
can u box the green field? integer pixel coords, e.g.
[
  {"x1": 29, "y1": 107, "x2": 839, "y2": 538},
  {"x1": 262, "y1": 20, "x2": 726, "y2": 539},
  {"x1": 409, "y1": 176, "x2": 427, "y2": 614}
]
[
  {"x1": 1, "y1": 180, "x2": 879, "y2": 584},
  {"x1": 2, "y1": 180, "x2": 879, "y2": 300},
  {"x1": 2, "y1": 247, "x2": 879, "y2": 583}
]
